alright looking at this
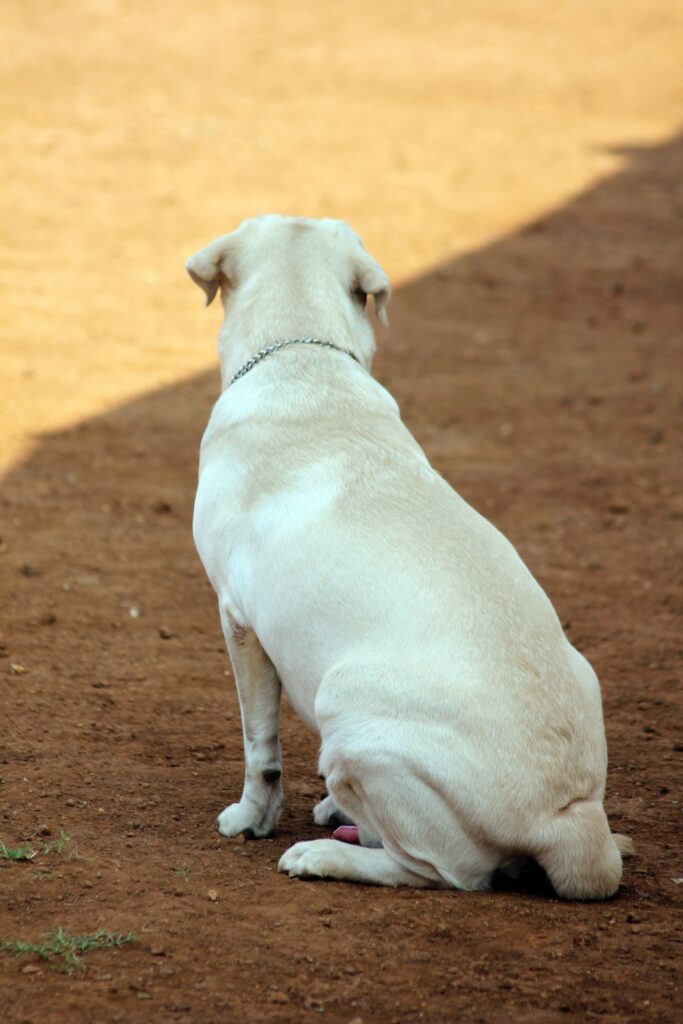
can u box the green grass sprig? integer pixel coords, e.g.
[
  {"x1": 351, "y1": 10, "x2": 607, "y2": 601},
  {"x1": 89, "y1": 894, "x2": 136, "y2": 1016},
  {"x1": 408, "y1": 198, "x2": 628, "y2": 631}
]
[{"x1": 1, "y1": 927, "x2": 135, "y2": 973}]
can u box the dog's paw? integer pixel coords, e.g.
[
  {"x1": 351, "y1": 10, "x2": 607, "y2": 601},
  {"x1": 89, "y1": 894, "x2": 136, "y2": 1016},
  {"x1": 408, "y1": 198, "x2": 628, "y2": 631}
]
[
  {"x1": 217, "y1": 802, "x2": 276, "y2": 839},
  {"x1": 279, "y1": 839, "x2": 344, "y2": 879},
  {"x1": 313, "y1": 794, "x2": 354, "y2": 828}
]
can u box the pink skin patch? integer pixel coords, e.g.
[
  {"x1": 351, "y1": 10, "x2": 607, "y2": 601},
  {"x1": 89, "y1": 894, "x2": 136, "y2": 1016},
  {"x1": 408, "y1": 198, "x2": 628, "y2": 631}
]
[{"x1": 331, "y1": 825, "x2": 360, "y2": 844}]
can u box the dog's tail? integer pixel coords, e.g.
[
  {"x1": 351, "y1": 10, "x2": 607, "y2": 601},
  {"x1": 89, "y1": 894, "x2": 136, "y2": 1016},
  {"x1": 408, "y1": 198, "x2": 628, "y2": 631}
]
[{"x1": 532, "y1": 800, "x2": 633, "y2": 900}]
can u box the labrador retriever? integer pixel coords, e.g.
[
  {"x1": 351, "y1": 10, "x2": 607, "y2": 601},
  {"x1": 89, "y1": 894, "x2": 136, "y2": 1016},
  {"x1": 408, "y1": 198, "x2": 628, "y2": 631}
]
[{"x1": 186, "y1": 215, "x2": 631, "y2": 897}]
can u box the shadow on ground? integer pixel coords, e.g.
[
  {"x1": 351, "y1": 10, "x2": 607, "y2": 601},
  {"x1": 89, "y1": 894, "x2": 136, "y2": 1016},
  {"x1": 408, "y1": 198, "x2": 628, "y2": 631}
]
[{"x1": 1, "y1": 132, "x2": 681, "y2": 1023}]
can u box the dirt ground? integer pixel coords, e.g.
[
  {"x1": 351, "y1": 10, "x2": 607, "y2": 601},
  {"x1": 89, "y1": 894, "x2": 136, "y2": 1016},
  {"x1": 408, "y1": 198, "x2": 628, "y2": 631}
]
[{"x1": 1, "y1": 2, "x2": 682, "y2": 1022}]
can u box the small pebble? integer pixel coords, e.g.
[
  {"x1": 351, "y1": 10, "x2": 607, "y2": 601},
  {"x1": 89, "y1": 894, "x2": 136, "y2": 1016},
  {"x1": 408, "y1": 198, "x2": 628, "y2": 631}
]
[{"x1": 268, "y1": 991, "x2": 289, "y2": 1005}]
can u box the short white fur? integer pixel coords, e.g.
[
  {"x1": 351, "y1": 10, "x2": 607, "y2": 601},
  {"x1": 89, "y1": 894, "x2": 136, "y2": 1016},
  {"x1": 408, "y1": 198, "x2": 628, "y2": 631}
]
[{"x1": 187, "y1": 214, "x2": 630, "y2": 899}]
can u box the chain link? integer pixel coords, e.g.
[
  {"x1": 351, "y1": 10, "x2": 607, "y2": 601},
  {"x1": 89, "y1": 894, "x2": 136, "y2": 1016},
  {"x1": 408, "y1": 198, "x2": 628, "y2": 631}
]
[{"x1": 229, "y1": 338, "x2": 359, "y2": 387}]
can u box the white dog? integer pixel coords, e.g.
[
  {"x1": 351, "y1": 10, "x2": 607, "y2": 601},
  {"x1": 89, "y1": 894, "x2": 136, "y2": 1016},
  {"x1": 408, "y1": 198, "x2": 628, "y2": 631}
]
[{"x1": 187, "y1": 215, "x2": 630, "y2": 898}]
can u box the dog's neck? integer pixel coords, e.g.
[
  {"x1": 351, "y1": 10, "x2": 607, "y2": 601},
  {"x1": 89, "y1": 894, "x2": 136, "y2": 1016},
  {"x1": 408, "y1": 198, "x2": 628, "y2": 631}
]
[
  {"x1": 228, "y1": 339, "x2": 360, "y2": 388},
  {"x1": 215, "y1": 284, "x2": 376, "y2": 392}
]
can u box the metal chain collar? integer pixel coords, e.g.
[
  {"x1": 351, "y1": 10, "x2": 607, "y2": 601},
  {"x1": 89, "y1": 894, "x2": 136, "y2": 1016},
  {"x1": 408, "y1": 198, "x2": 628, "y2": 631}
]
[{"x1": 229, "y1": 337, "x2": 360, "y2": 387}]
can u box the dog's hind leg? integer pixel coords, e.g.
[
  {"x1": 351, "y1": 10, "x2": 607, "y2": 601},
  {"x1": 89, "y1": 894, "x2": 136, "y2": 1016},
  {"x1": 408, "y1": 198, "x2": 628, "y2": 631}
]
[
  {"x1": 318, "y1": 743, "x2": 499, "y2": 890},
  {"x1": 279, "y1": 839, "x2": 446, "y2": 888},
  {"x1": 532, "y1": 799, "x2": 625, "y2": 900},
  {"x1": 216, "y1": 608, "x2": 283, "y2": 839},
  {"x1": 312, "y1": 794, "x2": 354, "y2": 828}
]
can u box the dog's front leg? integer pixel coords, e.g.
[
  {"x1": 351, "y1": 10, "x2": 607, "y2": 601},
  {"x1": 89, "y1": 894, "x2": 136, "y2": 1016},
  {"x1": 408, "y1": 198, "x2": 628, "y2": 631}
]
[{"x1": 216, "y1": 613, "x2": 283, "y2": 839}]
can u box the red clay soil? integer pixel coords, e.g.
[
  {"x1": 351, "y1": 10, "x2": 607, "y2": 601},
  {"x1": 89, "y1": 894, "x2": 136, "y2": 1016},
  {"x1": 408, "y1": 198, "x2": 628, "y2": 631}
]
[{"x1": 1, "y1": 4, "x2": 682, "y2": 1023}]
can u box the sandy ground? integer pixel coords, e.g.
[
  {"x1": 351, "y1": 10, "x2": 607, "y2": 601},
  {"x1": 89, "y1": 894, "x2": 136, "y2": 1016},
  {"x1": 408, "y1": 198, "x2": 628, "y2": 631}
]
[{"x1": 1, "y1": 1, "x2": 682, "y2": 1021}]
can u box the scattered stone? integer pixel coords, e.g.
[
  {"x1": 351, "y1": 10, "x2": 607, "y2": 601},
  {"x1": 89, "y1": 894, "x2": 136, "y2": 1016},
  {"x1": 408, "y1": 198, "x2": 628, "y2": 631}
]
[
  {"x1": 268, "y1": 991, "x2": 289, "y2": 1004},
  {"x1": 37, "y1": 825, "x2": 52, "y2": 836},
  {"x1": 159, "y1": 627, "x2": 174, "y2": 639},
  {"x1": 75, "y1": 574, "x2": 100, "y2": 587},
  {"x1": 10, "y1": 663, "x2": 27, "y2": 675},
  {"x1": 207, "y1": 889, "x2": 219, "y2": 902},
  {"x1": 21, "y1": 964, "x2": 41, "y2": 974},
  {"x1": 150, "y1": 946, "x2": 166, "y2": 957}
]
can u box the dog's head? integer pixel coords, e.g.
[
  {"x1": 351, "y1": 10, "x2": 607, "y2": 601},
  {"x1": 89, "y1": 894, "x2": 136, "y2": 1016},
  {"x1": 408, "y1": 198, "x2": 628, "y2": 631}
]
[{"x1": 185, "y1": 216, "x2": 391, "y2": 367}]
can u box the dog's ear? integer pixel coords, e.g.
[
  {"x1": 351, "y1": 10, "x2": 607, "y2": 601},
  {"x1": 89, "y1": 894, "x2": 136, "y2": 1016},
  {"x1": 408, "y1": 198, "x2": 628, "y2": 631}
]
[
  {"x1": 353, "y1": 249, "x2": 391, "y2": 327},
  {"x1": 185, "y1": 234, "x2": 237, "y2": 306}
]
